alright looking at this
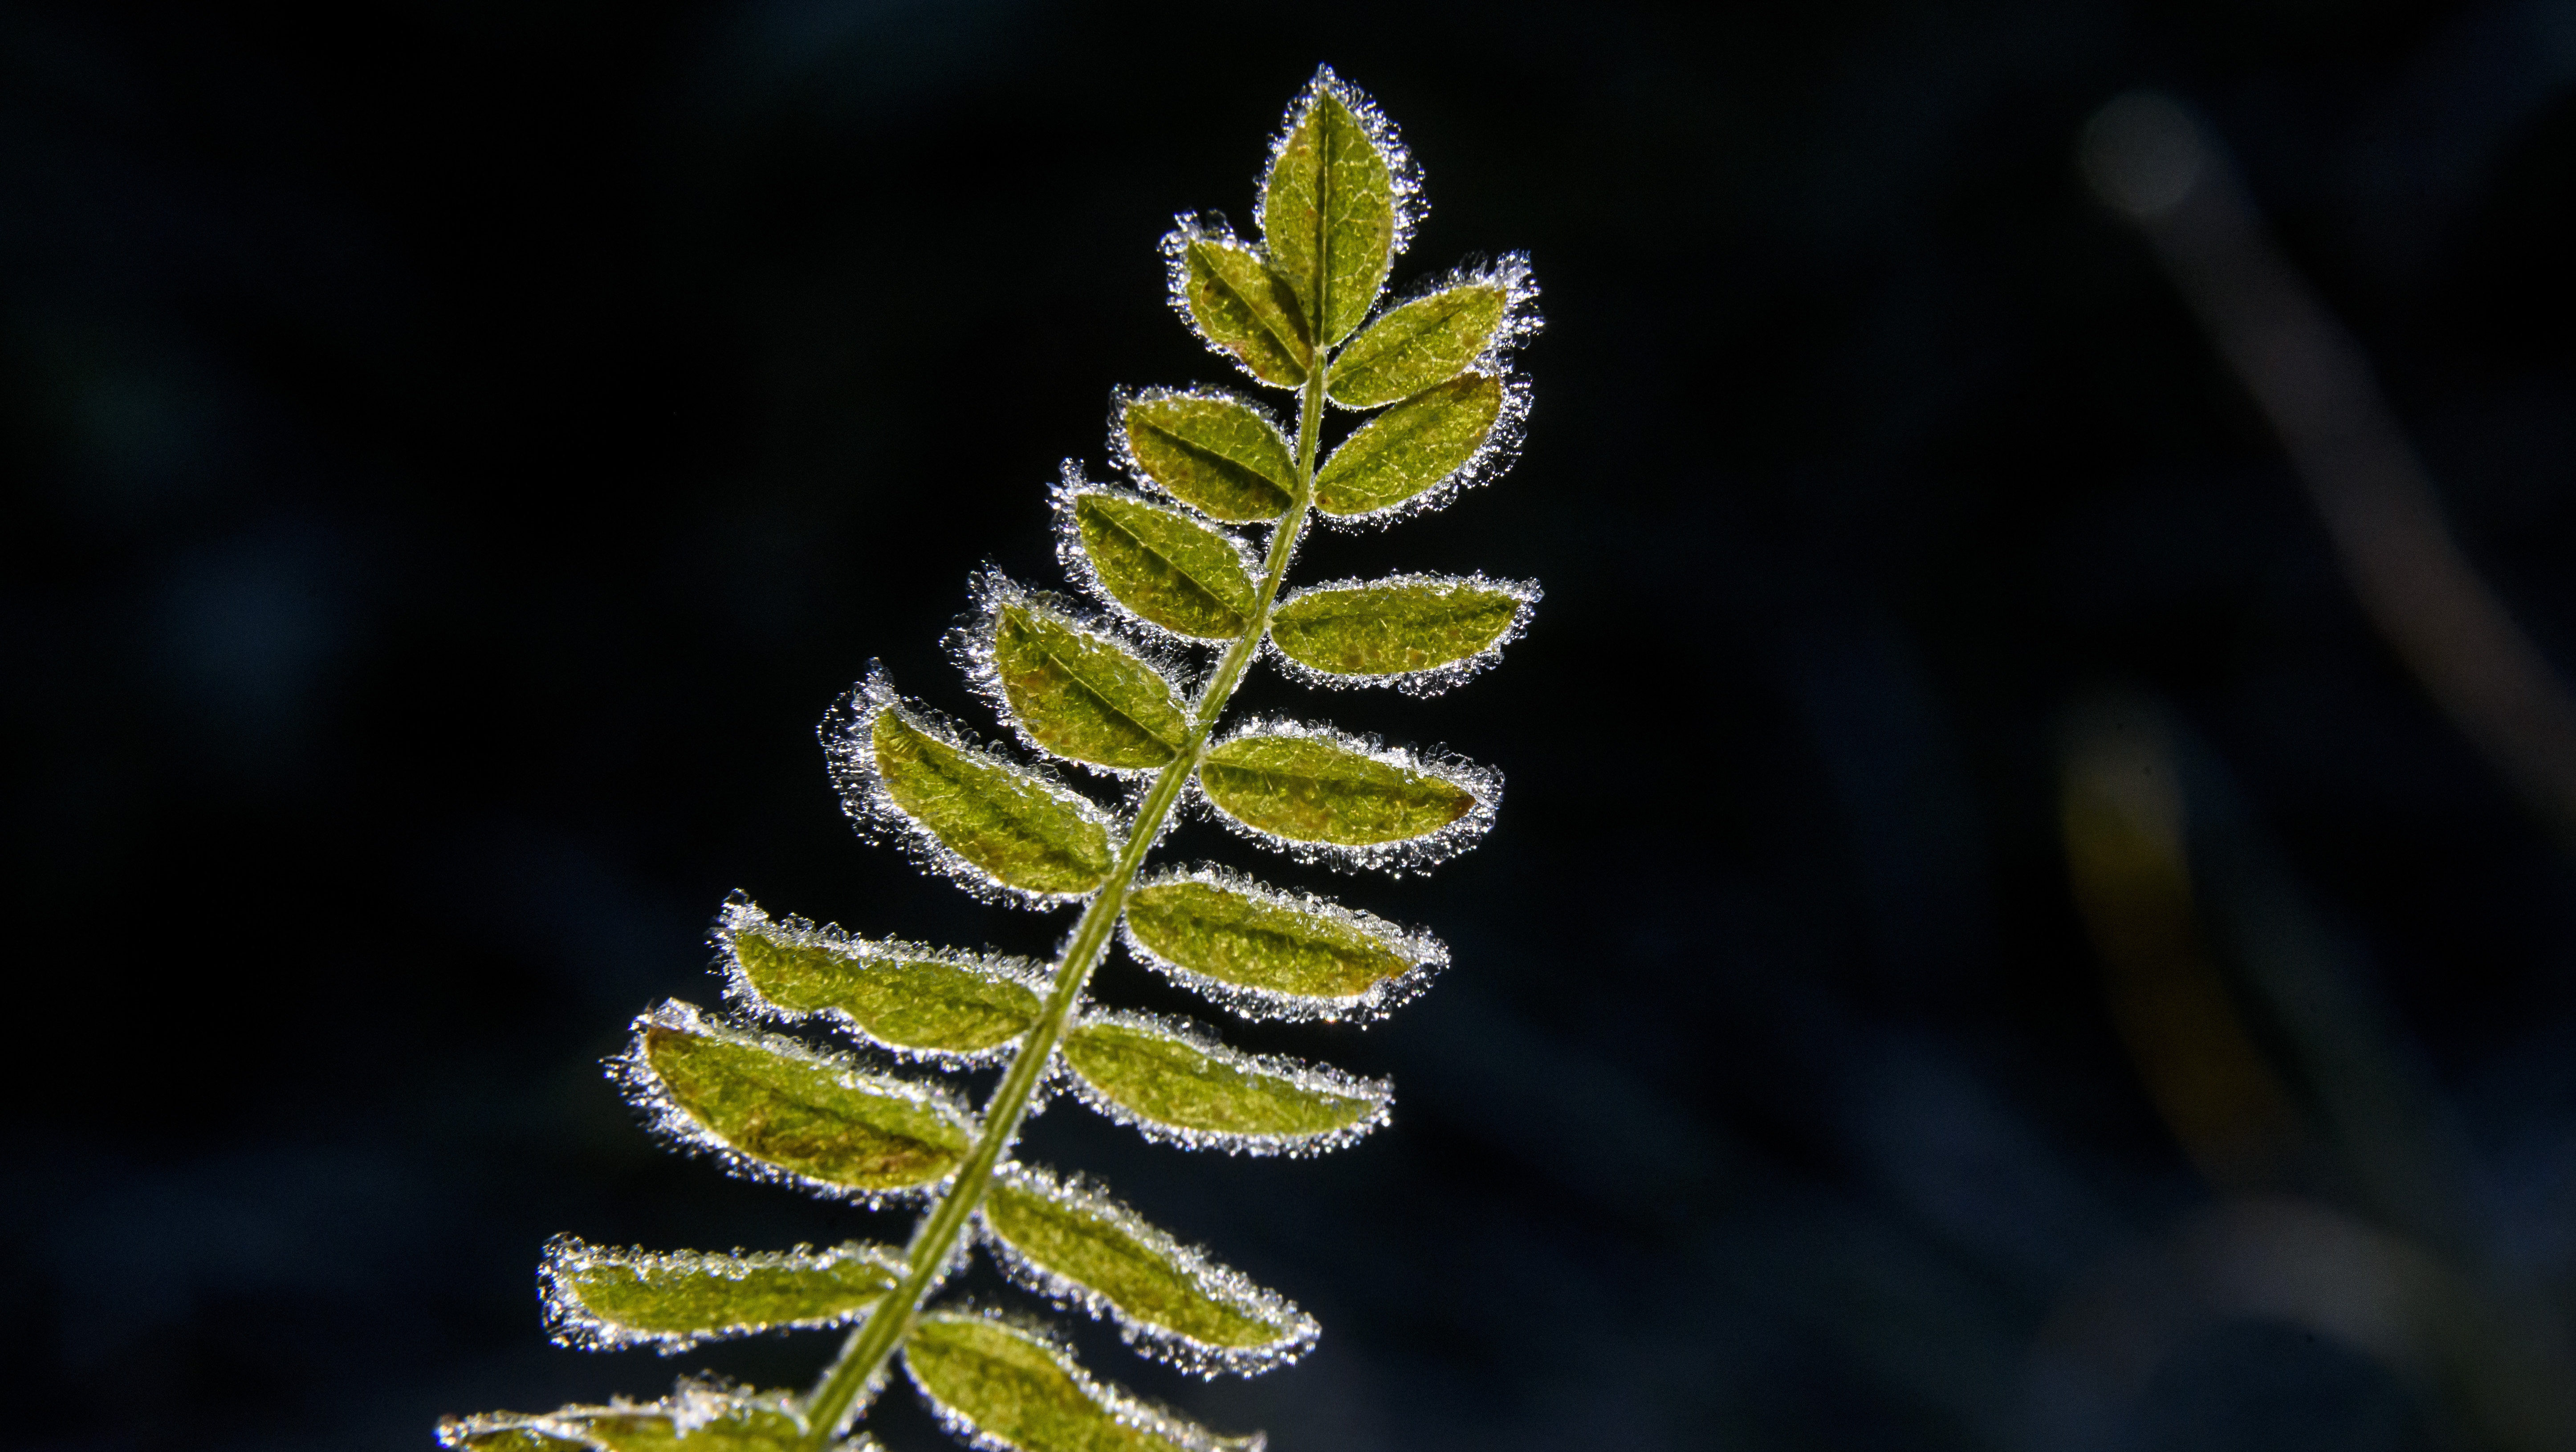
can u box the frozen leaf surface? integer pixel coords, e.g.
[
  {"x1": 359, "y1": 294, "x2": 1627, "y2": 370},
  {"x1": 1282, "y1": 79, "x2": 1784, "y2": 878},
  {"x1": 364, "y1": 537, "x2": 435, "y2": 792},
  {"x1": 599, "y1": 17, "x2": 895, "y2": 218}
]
[
  {"x1": 1326, "y1": 285, "x2": 1506, "y2": 407},
  {"x1": 541, "y1": 1236, "x2": 902, "y2": 1353},
  {"x1": 1167, "y1": 228, "x2": 1309, "y2": 388},
  {"x1": 905, "y1": 1312, "x2": 1251, "y2": 1452},
  {"x1": 1120, "y1": 866, "x2": 1440, "y2": 1021},
  {"x1": 1120, "y1": 391, "x2": 1295, "y2": 523},
  {"x1": 1062, "y1": 1011, "x2": 1389, "y2": 1153},
  {"x1": 1068, "y1": 491, "x2": 1258, "y2": 641},
  {"x1": 619, "y1": 1002, "x2": 974, "y2": 1200},
  {"x1": 870, "y1": 707, "x2": 1114, "y2": 896},
  {"x1": 1312, "y1": 374, "x2": 1501, "y2": 518},
  {"x1": 1262, "y1": 77, "x2": 1397, "y2": 346},
  {"x1": 720, "y1": 895, "x2": 1042, "y2": 1062},
  {"x1": 440, "y1": 1383, "x2": 835, "y2": 1452},
  {"x1": 990, "y1": 602, "x2": 1188, "y2": 771},
  {"x1": 981, "y1": 1162, "x2": 1316, "y2": 1372},
  {"x1": 1268, "y1": 574, "x2": 1534, "y2": 690},
  {"x1": 1201, "y1": 732, "x2": 1475, "y2": 846}
]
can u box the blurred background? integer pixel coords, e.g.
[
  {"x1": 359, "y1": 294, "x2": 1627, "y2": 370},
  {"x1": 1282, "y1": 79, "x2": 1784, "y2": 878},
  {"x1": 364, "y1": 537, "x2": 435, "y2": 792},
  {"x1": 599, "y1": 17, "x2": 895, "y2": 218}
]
[{"x1": 7, "y1": 2, "x2": 2576, "y2": 1448}]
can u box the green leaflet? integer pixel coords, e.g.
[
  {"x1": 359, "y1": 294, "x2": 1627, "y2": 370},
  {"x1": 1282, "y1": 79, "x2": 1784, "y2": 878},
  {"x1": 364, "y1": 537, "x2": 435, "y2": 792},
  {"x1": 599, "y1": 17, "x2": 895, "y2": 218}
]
[
  {"x1": 441, "y1": 1390, "x2": 825, "y2": 1452},
  {"x1": 1070, "y1": 492, "x2": 1257, "y2": 640},
  {"x1": 1062, "y1": 1015, "x2": 1387, "y2": 1149},
  {"x1": 728, "y1": 919, "x2": 1042, "y2": 1058},
  {"x1": 872, "y1": 708, "x2": 1113, "y2": 895},
  {"x1": 905, "y1": 1313, "x2": 1229, "y2": 1452},
  {"x1": 544, "y1": 1237, "x2": 903, "y2": 1350},
  {"x1": 1120, "y1": 393, "x2": 1295, "y2": 523},
  {"x1": 1263, "y1": 88, "x2": 1396, "y2": 346},
  {"x1": 1326, "y1": 285, "x2": 1507, "y2": 408},
  {"x1": 1312, "y1": 373, "x2": 1502, "y2": 518},
  {"x1": 1176, "y1": 235, "x2": 1310, "y2": 387},
  {"x1": 984, "y1": 1163, "x2": 1309, "y2": 1364},
  {"x1": 447, "y1": 1431, "x2": 588, "y2": 1452},
  {"x1": 1200, "y1": 733, "x2": 1476, "y2": 847},
  {"x1": 636, "y1": 1010, "x2": 973, "y2": 1195},
  {"x1": 1269, "y1": 576, "x2": 1528, "y2": 681},
  {"x1": 1125, "y1": 876, "x2": 1417, "y2": 1006},
  {"x1": 992, "y1": 602, "x2": 1188, "y2": 770}
]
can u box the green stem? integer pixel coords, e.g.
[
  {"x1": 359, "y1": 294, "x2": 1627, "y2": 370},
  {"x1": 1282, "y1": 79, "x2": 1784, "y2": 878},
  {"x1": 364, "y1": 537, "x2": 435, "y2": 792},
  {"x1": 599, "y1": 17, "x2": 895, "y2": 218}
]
[{"x1": 797, "y1": 361, "x2": 1329, "y2": 1446}]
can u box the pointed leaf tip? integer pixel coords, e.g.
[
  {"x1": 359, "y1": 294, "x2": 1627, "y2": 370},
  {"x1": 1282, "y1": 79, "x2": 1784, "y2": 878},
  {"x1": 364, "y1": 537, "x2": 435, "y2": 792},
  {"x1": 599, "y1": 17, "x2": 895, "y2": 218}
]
[
  {"x1": 1062, "y1": 1010, "x2": 1390, "y2": 1154},
  {"x1": 541, "y1": 1236, "x2": 903, "y2": 1353},
  {"x1": 721, "y1": 896, "x2": 1042, "y2": 1062},
  {"x1": 1119, "y1": 390, "x2": 1296, "y2": 523},
  {"x1": 1063, "y1": 488, "x2": 1260, "y2": 642},
  {"x1": 906, "y1": 1311, "x2": 1262, "y2": 1452},
  {"x1": 618, "y1": 1001, "x2": 975, "y2": 1201},
  {"x1": 983, "y1": 1163, "x2": 1317, "y2": 1374}
]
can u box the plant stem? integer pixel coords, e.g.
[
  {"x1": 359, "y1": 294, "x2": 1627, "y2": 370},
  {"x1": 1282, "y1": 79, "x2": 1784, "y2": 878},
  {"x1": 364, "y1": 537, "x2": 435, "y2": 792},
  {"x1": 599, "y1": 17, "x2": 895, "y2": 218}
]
[{"x1": 797, "y1": 361, "x2": 1329, "y2": 1446}]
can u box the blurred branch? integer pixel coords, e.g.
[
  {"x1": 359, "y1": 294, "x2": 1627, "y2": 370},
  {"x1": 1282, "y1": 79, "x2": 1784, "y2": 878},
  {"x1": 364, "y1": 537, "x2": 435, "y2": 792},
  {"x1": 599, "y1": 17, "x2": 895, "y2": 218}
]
[
  {"x1": 2051, "y1": 691, "x2": 2576, "y2": 1450},
  {"x1": 2082, "y1": 92, "x2": 2576, "y2": 848}
]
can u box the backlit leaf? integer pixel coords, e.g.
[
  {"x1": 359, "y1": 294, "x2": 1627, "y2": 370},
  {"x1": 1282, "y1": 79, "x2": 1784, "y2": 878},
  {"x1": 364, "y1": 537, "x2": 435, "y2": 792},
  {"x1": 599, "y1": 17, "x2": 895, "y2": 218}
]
[
  {"x1": 906, "y1": 1312, "x2": 1251, "y2": 1452},
  {"x1": 981, "y1": 1162, "x2": 1316, "y2": 1373},
  {"x1": 1061, "y1": 1010, "x2": 1389, "y2": 1154},
  {"x1": 1065, "y1": 489, "x2": 1259, "y2": 641},
  {"x1": 1120, "y1": 865, "x2": 1441, "y2": 1022},
  {"x1": 825, "y1": 679, "x2": 1116, "y2": 902},
  {"x1": 988, "y1": 596, "x2": 1189, "y2": 770},
  {"x1": 1164, "y1": 226, "x2": 1309, "y2": 388},
  {"x1": 1199, "y1": 728, "x2": 1481, "y2": 850},
  {"x1": 439, "y1": 1383, "x2": 834, "y2": 1452},
  {"x1": 618, "y1": 1001, "x2": 974, "y2": 1201},
  {"x1": 541, "y1": 1236, "x2": 903, "y2": 1353},
  {"x1": 719, "y1": 894, "x2": 1042, "y2": 1063},
  {"x1": 1326, "y1": 285, "x2": 1506, "y2": 408},
  {"x1": 1311, "y1": 374, "x2": 1502, "y2": 519},
  {"x1": 1267, "y1": 574, "x2": 1535, "y2": 694},
  {"x1": 1261, "y1": 74, "x2": 1399, "y2": 346},
  {"x1": 1119, "y1": 390, "x2": 1295, "y2": 523}
]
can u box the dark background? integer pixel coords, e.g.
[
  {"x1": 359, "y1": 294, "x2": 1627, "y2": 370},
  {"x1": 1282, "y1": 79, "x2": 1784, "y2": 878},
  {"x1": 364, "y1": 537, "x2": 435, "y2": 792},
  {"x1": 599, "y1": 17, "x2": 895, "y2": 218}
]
[{"x1": 7, "y1": 1, "x2": 2576, "y2": 1448}]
